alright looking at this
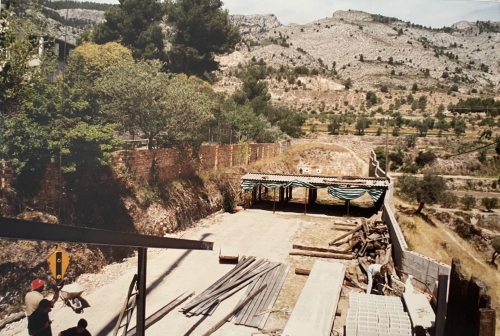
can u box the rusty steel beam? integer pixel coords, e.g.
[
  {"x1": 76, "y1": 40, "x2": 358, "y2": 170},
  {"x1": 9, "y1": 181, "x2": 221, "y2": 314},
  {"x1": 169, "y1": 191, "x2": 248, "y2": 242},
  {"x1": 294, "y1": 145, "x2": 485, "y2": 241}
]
[{"x1": 0, "y1": 217, "x2": 213, "y2": 250}]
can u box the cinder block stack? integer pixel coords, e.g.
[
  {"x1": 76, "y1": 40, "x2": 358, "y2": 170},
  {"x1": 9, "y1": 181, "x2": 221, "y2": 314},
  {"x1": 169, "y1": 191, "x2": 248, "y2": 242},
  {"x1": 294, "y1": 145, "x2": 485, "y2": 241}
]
[{"x1": 345, "y1": 293, "x2": 412, "y2": 336}]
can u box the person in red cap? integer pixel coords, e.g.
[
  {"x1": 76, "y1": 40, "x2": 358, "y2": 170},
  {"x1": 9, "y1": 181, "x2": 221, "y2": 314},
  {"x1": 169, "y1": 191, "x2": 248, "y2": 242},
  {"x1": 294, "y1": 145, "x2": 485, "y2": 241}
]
[{"x1": 25, "y1": 278, "x2": 60, "y2": 317}]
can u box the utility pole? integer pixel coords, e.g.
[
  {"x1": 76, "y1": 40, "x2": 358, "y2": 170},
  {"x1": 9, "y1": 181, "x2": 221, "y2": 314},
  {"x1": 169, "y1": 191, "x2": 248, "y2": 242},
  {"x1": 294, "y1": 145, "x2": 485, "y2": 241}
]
[{"x1": 385, "y1": 117, "x2": 389, "y2": 174}]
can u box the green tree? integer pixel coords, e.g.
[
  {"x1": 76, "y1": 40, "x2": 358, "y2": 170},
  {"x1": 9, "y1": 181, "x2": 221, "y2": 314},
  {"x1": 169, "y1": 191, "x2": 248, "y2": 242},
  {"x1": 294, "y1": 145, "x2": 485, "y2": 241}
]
[
  {"x1": 397, "y1": 173, "x2": 447, "y2": 213},
  {"x1": 328, "y1": 116, "x2": 341, "y2": 134},
  {"x1": 481, "y1": 197, "x2": 498, "y2": 211},
  {"x1": 491, "y1": 237, "x2": 500, "y2": 264},
  {"x1": 374, "y1": 147, "x2": 386, "y2": 171},
  {"x1": 440, "y1": 191, "x2": 458, "y2": 208},
  {"x1": 366, "y1": 91, "x2": 378, "y2": 106},
  {"x1": 0, "y1": 3, "x2": 56, "y2": 114},
  {"x1": 453, "y1": 118, "x2": 467, "y2": 137},
  {"x1": 343, "y1": 77, "x2": 352, "y2": 90},
  {"x1": 355, "y1": 116, "x2": 370, "y2": 135},
  {"x1": 460, "y1": 194, "x2": 476, "y2": 210},
  {"x1": 165, "y1": 0, "x2": 240, "y2": 77},
  {"x1": 96, "y1": 61, "x2": 215, "y2": 150},
  {"x1": 392, "y1": 127, "x2": 400, "y2": 136},
  {"x1": 92, "y1": 0, "x2": 166, "y2": 61},
  {"x1": 415, "y1": 150, "x2": 436, "y2": 167}
]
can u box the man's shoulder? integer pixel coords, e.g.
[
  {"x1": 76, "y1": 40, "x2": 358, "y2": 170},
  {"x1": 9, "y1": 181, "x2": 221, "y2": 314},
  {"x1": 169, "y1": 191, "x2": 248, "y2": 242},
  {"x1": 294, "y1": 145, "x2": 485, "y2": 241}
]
[
  {"x1": 60, "y1": 327, "x2": 77, "y2": 335},
  {"x1": 25, "y1": 291, "x2": 44, "y2": 299}
]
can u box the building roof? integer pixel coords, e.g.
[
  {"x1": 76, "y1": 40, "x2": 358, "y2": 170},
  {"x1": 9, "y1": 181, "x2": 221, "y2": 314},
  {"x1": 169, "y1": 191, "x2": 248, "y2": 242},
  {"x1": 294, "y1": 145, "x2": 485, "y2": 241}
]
[{"x1": 241, "y1": 173, "x2": 388, "y2": 189}]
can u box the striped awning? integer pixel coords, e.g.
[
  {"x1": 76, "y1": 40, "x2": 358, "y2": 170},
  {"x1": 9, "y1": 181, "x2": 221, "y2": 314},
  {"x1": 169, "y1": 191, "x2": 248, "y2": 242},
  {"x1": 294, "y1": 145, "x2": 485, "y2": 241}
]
[{"x1": 328, "y1": 186, "x2": 384, "y2": 202}]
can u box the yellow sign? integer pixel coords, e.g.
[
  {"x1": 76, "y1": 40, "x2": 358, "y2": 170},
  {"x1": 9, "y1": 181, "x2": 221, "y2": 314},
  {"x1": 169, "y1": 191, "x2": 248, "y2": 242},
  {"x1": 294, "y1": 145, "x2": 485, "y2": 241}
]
[{"x1": 47, "y1": 247, "x2": 70, "y2": 282}]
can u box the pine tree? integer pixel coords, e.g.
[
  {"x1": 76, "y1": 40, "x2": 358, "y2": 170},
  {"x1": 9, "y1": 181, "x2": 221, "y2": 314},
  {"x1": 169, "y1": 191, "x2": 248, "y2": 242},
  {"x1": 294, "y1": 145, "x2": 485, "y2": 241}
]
[
  {"x1": 165, "y1": 0, "x2": 240, "y2": 77},
  {"x1": 92, "y1": 0, "x2": 166, "y2": 61}
]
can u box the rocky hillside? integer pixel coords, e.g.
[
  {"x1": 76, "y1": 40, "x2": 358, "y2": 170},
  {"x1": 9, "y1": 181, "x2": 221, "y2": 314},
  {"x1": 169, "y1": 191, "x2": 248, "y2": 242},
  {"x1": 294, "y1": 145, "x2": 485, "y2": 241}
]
[
  {"x1": 216, "y1": 10, "x2": 500, "y2": 96},
  {"x1": 54, "y1": 8, "x2": 104, "y2": 24}
]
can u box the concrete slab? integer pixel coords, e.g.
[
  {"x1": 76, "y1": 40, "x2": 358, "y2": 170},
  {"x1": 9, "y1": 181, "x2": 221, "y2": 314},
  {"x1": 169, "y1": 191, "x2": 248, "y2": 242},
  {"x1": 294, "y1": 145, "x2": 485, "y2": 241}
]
[
  {"x1": 282, "y1": 260, "x2": 345, "y2": 336},
  {"x1": 403, "y1": 292, "x2": 435, "y2": 329}
]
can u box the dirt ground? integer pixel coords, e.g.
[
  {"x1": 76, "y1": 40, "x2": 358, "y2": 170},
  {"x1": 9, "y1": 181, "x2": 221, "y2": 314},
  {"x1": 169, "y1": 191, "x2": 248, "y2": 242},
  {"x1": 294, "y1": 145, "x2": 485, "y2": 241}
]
[{"x1": 3, "y1": 208, "x2": 363, "y2": 336}]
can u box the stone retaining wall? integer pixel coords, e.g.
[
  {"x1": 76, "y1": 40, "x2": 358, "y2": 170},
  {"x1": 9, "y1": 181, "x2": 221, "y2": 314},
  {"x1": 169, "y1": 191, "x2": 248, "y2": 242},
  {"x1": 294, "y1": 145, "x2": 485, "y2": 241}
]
[{"x1": 369, "y1": 151, "x2": 451, "y2": 291}]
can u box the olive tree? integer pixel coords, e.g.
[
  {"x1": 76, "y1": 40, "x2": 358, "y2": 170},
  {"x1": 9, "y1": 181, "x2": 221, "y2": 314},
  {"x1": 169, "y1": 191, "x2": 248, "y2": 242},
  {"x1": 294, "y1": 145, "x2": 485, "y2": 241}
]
[{"x1": 397, "y1": 173, "x2": 447, "y2": 213}]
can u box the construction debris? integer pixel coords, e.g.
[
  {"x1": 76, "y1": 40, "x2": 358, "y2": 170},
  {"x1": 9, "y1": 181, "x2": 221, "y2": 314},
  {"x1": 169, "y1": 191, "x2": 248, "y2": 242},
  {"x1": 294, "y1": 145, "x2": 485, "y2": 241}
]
[
  {"x1": 329, "y1": 214, "x2": 390, "y2": 261},
  {"x1": 181, "y1": 256, "x2": 289, "y2": 330}
]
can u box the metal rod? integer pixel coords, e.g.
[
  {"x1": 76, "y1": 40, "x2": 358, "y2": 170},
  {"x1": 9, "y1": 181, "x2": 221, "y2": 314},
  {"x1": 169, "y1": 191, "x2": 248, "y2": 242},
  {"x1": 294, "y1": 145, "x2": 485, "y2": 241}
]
[
  {"x1": 0, "y1": 217, "x2": 214, "y2": 250},
  {"x1": 136, "y1": 248, "x2": 147, "y2": 336},
  {"x1": 273, "y1": 188, "x2": 276, "y2": 213},
  {"x1": 304, "y1": 188, "x2": 307, "y2": 215},
  {"x1": 385, "y1": 117, "x2": 389, "y2": 174}
]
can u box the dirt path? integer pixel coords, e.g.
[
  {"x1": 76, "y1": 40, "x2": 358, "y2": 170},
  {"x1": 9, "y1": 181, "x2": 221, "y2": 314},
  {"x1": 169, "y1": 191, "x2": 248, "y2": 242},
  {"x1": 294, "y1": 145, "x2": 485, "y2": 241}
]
[{"x1": 5, "y1": 211, "x2": 309, "y2": 336}]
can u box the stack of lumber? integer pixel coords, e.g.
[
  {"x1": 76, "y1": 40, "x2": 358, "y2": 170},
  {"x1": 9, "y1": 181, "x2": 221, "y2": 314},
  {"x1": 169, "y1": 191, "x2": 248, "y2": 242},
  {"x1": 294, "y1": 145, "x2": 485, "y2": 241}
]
[
  {"x1": 329, "y1": 215, "x2": 390, "y2": 260},
  {"x1": 181, "y1": 256, "x2": 289, "y2": 330}
]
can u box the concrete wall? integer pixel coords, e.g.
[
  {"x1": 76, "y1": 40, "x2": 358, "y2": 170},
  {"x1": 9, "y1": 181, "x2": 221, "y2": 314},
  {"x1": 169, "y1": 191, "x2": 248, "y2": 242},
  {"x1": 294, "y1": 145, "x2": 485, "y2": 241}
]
[{"x1": 370, "y1": 151, "x2": 451, "y2": 291}]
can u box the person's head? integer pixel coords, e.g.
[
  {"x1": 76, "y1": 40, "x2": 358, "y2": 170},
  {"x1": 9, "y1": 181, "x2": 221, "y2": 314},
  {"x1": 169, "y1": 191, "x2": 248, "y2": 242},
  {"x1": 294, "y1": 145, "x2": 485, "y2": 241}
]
[
  {"x1": 380, "y1": 264, "x2": 388, "y2": 274},
  {"x1": 36, "y1": 299, "x2": 52, "y2": 313},
  {"x1": 76, "y1": 319, "x2": 88, "y2": 333},
  {"x1": 31, "y1": 278, "x2": 45, "y2": 292}
]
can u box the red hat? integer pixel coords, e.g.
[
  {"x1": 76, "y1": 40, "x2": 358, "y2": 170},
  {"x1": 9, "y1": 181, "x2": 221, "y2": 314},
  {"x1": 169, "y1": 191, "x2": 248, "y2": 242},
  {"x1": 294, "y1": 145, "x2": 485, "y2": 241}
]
[{"x1": 31, "y1": 279, "x2": 45, "y2": 290}]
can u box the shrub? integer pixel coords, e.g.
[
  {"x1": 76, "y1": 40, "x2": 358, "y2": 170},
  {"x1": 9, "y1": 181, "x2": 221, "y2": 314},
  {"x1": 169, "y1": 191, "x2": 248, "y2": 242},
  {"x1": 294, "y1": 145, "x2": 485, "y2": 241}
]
[
  {"x1": 481, "y1": 197, "x2": 498, "y2": 211},
  {"x1": 392, "y1": 127, "x2": 400, "y2": 136},
  {"x1": 440, "y1": 192, "x2": 459, "y2": 208},
  {"x1": 376, "y1": 127, "x2": 383, "y2": 136},
  {"x1": 460, "y1": 194, "x2": 477, "y2": 210},
  {"x1": 415, "y1": 150, "x2": 436, "y2": 167},
  {"x1": 381, "y1": 85, "x2": 389, "y2": 93}
]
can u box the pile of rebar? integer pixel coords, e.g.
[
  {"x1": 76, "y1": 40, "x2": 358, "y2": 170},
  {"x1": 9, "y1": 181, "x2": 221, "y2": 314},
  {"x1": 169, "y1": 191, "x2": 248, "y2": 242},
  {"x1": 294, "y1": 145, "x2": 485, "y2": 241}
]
[{"x1": 181, "y1": 256, "x2": 289, "y2": 330}]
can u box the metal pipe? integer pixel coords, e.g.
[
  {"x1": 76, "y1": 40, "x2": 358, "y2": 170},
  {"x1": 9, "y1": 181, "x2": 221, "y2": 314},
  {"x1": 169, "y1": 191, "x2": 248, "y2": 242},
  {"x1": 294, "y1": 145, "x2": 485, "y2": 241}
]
[
  {"x1": 136, "y1": 248, "x2": 147, "y2": 336},
  {"x1": 0, "y1": 217, "x2": 214, "y2": 250}
]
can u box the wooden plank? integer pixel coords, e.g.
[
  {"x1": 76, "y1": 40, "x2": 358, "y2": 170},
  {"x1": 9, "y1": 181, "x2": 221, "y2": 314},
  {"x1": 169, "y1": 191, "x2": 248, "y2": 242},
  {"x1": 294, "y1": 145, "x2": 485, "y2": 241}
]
[
  {"x1": 282, "y1": 261, "x2": 346, "y2": 336},
  {"x1": 249, "y1": 264, "x2": 284, "y2": 327},
  {"x1": 184, "y1": 263, "x2": 279, "y2": 313},
  {"x1": 126, "y1": 291, "x2": 194, "y2": 336},
  {"x1": 289, "y1": 251, "x2": 354, "y2": 260},
  {"x1": 237, "y1": 270, "x2": 269, "y2": 325},
  {"x1": 329, "y1": 225, "x2": 362, "y2": 245},
  {"x1": 293, "y1": 244, "x2": 352, "y2": 255},
  {"x1": 219, "y1": 246, "x2": 239, "y2": 262},
  {"x1": 361, "y1": 217, "x2": 370, "y2": 234},
  {"x1": 183, "y1": 256, "x2": 255, "y2": 312},
  {"x1": 233, "y1": 275, "x2": 258, "y2": 323},
  {"x1": 248, "y1": 265, "x2": 283, "y2": 327},
  {"x1": 295, "y1": 268, "x2": 311, "y2": 276},
  {"x1": 245, "y1": 265, "x2": 277, "y2": 326},
  {"x1": 200, "y1": 284, "x2": 268, "y2": 336},
  {"x1": 258, "y1": 264, "x2": 290, "y2": 330},
  {"x1": 185, "y1": 264, "x2": 278, "y2": 316}
]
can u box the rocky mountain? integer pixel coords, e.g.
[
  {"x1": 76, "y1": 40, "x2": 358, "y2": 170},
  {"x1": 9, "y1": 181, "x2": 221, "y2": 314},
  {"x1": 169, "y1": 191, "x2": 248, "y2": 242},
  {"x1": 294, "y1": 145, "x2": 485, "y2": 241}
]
[
  {"x1": 213, "y1": 10, "x2": 500, "y2": 113},
  {"x1": 220, "y1": 11, "x2": 500, "y2": 92},
  {"x1": 54, "y1": 8, "x2": 105, "y2": 24},
  {"x1": 230, "y1": 14, "x2": 282, "y2": 38}
]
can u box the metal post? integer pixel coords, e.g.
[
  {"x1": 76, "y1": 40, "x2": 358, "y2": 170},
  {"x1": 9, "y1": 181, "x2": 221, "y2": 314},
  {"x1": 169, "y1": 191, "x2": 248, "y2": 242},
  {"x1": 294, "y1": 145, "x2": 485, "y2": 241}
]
[
  {"x1": 346, "y1": 200, "x2": 350, "y2": 216},
  {"x1": 136, "y1": 248, "x2": 147, "y2": 336},
  {"x1": 385, "y1": 117, "x2": 389, "y2": 174},
  {"x1": 304, "y1": 188, "x2": 307, "y2": 215},
  {"x1": 435, "y1": 274, "x2": 448, "y2": 336},
  {"x1": 273, "y1": 189, "x2": 276, "y2": 213}
]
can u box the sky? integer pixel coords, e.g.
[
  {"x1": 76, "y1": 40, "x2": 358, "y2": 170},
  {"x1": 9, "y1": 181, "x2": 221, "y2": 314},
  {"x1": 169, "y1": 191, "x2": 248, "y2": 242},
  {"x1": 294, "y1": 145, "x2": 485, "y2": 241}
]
[
  {"x1": 221, "y1": 0, "x2": 500, "y2": 27},
  {"x1": 92, "y1": 0, "x2": 500, "y2": 28}
]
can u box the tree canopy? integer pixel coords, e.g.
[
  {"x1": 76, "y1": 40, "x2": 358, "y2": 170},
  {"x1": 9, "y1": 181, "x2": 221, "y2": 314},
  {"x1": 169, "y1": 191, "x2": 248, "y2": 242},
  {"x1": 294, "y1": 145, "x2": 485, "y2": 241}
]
[
  {"x1": 397, "y1": 173, "x2": 447, "y2": 213},
  {"x1": 92, "y1": 0, "x2": 166, "y2": 61},
  {"x1": 165, "y1": 0, "x2": 240, "y2": 77},
  {"x1": 96, "y1": 61, "x2": 215, "y2": 149}
]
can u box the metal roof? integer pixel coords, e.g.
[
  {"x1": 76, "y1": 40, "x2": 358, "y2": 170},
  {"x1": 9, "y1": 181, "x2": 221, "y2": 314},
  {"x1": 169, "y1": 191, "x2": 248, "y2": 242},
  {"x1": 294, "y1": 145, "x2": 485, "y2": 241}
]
[{"x1": 241, "y1": 173, "x2": 388, "y2": 188}]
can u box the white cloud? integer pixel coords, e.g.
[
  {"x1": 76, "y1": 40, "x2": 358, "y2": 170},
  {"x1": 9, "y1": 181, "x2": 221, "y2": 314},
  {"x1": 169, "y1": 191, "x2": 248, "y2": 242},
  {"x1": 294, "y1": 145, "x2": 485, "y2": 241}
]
[{"x1": 222, "y1": 0, "x2": 499, "y2": 27}]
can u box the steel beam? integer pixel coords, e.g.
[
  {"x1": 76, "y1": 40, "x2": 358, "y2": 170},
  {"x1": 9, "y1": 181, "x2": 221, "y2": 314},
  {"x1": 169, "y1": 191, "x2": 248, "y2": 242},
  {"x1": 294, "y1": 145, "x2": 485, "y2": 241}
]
[
  {"x1": 136, "y1": 248, "x2": 147, "y2": 336},
  {"x1": 0, "y1": 217, "x2": 213, "y2": 250}
]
